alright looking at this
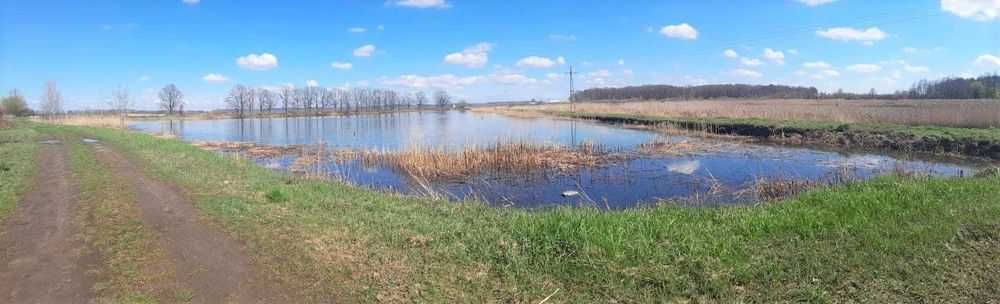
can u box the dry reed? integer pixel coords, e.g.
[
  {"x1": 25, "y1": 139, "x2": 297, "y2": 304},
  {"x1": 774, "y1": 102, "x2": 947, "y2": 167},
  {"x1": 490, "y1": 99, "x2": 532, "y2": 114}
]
[{"x1": 506, "y1": 99, "x2": 1000, "y2": 128}]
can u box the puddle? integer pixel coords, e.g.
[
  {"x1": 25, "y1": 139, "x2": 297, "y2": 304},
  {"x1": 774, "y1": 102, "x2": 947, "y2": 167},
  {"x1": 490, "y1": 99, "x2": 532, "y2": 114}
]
[
  {"x1": 38, "y1": 140, "x2": 62, "y2": 145},
  {"x1": 82, "y1": 138, "x2": 101, "y2": 144}
]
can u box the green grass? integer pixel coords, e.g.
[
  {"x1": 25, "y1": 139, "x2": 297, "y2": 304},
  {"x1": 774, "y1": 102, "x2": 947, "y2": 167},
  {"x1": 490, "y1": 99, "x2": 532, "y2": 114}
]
[
  {"x1": 0, "y1": 120, "x2": 40, "y2": 221},
  {"x1": 26, "y1": 122, "x2": 1000, "y2": 302}
]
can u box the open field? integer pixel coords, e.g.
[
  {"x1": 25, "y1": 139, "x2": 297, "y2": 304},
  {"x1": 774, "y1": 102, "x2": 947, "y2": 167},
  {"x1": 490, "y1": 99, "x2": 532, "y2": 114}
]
[
  {"x1": 1, "y1": 121, "x2": 993, "y2": 302},
  {"x1": 502, "y1": 99, "x2": 1000, "y2": 128}
]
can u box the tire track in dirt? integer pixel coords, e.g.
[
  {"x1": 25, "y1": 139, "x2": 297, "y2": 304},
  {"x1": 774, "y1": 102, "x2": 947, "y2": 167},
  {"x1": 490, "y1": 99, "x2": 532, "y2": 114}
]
[
  {"x1": 0, "y1": 140, "x2": 98, "y2": 304},
  {"x1": 90, "y1": 142, "x2": 296, "y2": 303}
]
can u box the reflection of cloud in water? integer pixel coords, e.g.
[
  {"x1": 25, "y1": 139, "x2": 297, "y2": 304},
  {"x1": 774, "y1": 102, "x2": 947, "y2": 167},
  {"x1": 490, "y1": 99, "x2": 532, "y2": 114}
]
[
  {"x1": 819, "y1": 155, "x2": 888, "y2": 169},
  {"x1": 667, "y1": 160, "x2": 701, "y2": 175}
]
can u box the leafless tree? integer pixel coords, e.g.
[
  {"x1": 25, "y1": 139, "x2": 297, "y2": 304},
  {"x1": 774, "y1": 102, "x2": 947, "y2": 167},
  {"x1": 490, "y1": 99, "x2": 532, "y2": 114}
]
[
  {"x1": 280, "y1": 85, "x2": 294, "y2": 115},
  {"x1": 415, "y1": 92, "x2": 427, "y2": 109},
  {"x1": 434, "y1": 90, "x2": 451, "y2": 109},
  {"x1": 41, "y1": 81, "x2": 63, "y2": 118},
  {"x1": 110, "y1": 86, "x2": 132, "y2": 128},
  {"x1": 158, "y1": 84, "x2": 184, "y2": 115},
  {"x1": 225, "y1": 85, "x2": 254, "y2": 119},
  {"x1": 257, "y1": 88, "x2": 276, "y2": 113}
]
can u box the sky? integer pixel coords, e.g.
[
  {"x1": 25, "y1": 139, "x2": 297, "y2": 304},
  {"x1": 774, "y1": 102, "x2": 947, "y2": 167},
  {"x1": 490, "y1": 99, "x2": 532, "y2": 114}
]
[{"x1": 1, "y1": 0, "x2": 999, "y2": 110}]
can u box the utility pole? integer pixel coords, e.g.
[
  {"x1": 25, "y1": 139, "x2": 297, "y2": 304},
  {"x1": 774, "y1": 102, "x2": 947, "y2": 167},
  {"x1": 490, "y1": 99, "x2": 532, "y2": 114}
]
[{"x1": 566, "y1": 66, "x2": 577, "y2": 112}]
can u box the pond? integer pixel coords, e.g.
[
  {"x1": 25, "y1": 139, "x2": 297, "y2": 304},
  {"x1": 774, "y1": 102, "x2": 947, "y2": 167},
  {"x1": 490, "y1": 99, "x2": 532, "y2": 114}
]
[{"x1": 130, "y1": 111, "x2": 988, "y2": 209}]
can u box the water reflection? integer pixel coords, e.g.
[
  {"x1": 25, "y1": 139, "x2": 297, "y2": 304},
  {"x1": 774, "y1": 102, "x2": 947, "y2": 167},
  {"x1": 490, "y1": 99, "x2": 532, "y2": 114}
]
[{"x1": 131, "y1": 112, "x2": 989, "y2": 208}]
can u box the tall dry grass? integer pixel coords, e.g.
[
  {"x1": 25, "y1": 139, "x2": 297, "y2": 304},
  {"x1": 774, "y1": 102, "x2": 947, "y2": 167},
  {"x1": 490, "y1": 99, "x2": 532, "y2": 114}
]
[
  {"x1": 33, "y1": 115, "x2": 128, "y2": 129},
  {"x1": 510, "y1": 99, "x2": 1000, "y2": 128}
]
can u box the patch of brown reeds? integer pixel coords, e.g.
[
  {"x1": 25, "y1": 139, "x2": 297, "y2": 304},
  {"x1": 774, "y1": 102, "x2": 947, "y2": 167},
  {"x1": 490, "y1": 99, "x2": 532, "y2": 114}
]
[
  {"x1": 636, "y1": 138, "x2": 735, "y2": 155},
  {"x1": 192, "y1": 141, "x2": 303, "y2": 158},
  {"x1": 357, "y1": 141, "x2": 624, "y2": 180},
  {"x1": 34, "y1": 115, "x2": 128, "y2": 129},
  {"x1": 747, "y1": 177, "x2": 820, "y2": 202}
]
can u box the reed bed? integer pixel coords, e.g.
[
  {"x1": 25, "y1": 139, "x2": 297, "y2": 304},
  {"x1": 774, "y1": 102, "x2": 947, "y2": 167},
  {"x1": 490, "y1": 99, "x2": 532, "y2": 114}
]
[
  {"x1": 636, "y1": 138, "x2": 737, "y2": 155},
  {"x1": 357, "y1": 141, "x2": 624, "y2": 180},
  {"x1": 34, "y1": 115, "x2": 127, "y2": 129},
  {"x1": 508, "y1": 99, "x2": 1000, "y2": 128}
]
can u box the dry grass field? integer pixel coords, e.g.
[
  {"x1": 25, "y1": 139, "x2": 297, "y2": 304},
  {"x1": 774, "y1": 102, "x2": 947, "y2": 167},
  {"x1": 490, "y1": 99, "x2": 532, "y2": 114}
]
[{"x1": 507, "y1": 99, "x2": 1000, "y2": 128}]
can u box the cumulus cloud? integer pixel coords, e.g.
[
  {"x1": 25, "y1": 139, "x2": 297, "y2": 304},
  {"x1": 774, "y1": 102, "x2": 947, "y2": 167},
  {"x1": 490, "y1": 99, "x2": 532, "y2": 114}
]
[
  {"x1": 803, "y1": 61, "x2": 832, "y2": 69},
  {"x1": 976, "y1": 54, "x2": 1000, "y2": 66},
  {"x1": 731, "y1": 69, "x2": 763, "y2": 78},
  {"x1": 202, "y1": 73, "x2": 228, "y2": 83},
  {"x1": 182, "y1": 0, "x2": 199, "y2": 5},
  {"x1": 816, "y1": 27, "x2": 887, "y2": 45},
  {"x1": 516, "y1": 56, "x2": 557, "y2": 68},
  {"x1": 236, "y1": 53, "x2": 279, "y2": 71},
  {"x1": 557, "y1": 56, "x2": 566, "y2": 65},
  {"x1": 797, "y1": 0, "x2": 837, "y2": 6},
  {"x1": 348, "y1": 27, "x2": 367, "y2": 33},
  {"x1": 443, "y1": 42, "x2": 494, "y2": 68},
  {"x1": 383, "y1": 74, "x2": 483, "y2": 89},
  {"x1": 395, "y1": 0, "x2": 450, "y2": 8},
  {"x1": 847, "y1": 64, "x2": 882, "y2": 73},
  {"x1": 741, "y1": 57, "x2": 764, "y2": 67},
  {"x1": 660, "y1": 23, "x2": 698, "y2": 40},
  {"x1": 941, "y1": 0, "x2": 999, "y2": 21},
  {"x1": 902, "y1": 62, "x2": 930, "y2": 73},
  {"x1": 330, "y1": 62, "x2": 353, "y2": 70},
  {"x1": 763, "y1": 48, "x2": 785, "y2": 65},
  {"x1": 492, "y1": 73, "x2": 538, "y2": 85},
  {"x1": 353, "y1": 44, "x2": 376, "y2": 57},
  {"x1": 723, "y1": 49, "x2": 740, "y2": 59}
]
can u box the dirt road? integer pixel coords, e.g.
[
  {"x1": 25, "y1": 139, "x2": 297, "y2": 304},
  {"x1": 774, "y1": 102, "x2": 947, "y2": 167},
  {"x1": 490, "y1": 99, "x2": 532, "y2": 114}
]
[
  {"x1": 0, "y1": 141, "x2": 97, "y2": 303},
  {"x1": 1, "y1": 138, "x2": 296, "y2": 303}
]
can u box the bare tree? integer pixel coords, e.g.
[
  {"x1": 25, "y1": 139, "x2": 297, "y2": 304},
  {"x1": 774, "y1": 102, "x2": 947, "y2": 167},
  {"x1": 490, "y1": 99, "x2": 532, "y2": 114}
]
[
  {"x1": 41, "y1": 81, "x2": 63, "y2": 118},
  {"x1": 158, "y1": 84, "x2": 184, "y2": 115},
  {"x1": 257, "y1": 88, "x2": 276, "y2": 113},
  {"x1": 225, "y1": 85, "x2": 254, "y2": 119},
  {"x1": 110, "y1": 86, "x2": 132, "y2": 128},
  {"x1": 434, "y1": 90, "x2": 451, "y2": 109},
  {"x1": 280, "y1": 85, "x2": 294, "y2": 115},
  {"x1": 415, "y1": 91, "x2": 427, "y2": 109}
]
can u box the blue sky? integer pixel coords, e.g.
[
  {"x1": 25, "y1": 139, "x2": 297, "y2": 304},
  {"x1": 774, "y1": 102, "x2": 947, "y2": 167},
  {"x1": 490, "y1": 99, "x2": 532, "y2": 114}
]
[{"x1": 2, "y1": 0, "x2": 999, "y2": 110}]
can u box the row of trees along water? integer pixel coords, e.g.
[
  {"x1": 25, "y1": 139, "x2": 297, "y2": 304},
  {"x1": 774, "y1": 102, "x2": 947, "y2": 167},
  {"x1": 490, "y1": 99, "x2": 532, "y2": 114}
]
[
  {"x1": 574, "y1": 74, "x2": 1000, "y2": 101},
  {"x1": 225, "y1": 85, "x2": 455, "y2": 118}
]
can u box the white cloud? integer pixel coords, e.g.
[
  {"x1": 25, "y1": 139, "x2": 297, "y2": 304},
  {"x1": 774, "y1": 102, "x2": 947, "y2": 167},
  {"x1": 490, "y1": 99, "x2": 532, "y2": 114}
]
[
  {"x1": 556, "y1": 56, "x2": 566, "y2": 65},
  {"x1": 816, "y1": 27, "x2": 888, "y2": 45},
  {"x1": 516, "y1": 56, "x2": 557, "y2": 68},
  {"x1": 492, "y1": 73, "x2": 538, "y2": 85},
  {"x1": 731, "y1": 69, "x2": 763, "y2": 78},
  {"x1": 236, "y1": 53, "x2": 279, "y2": 71},
  {"x1": 546, "y1": 73, "x2": 562, "y2": 80},
  {"x1": 549, "y1": 34, "x2": 577, "y2": 42},
  {"x1": 847, "y1": 64, "x2": 883, "y2": 73},
  {"x1": 803, "y1": 61, "x2": 832, "y2": 69},
  {"x1": 383, "y1": 74, "x2": 483, "y2": 89},
  {"x1": 443, "y1": 42, "x2": 494, "y2": 68},
  {"x1": 763, "y1": 48, "x2": 785, "y2": 65},
  {"x1": 353, "y1": 44, "x2": 376, "y2": 57},
  {"x1": 820, "y1": 69, "x2": 841, "y2": 77},
  {"x1": 623, "y1": 69, "x2": 634, "y2": 76},
  {"x1": 903, "y1": 47, "x2": 919, "y2": 54},
  {"x1": 659, "y1": 23, "x2": 698, "y2": 40},
  {"x1": 306, "y1": 80, "x2": 319, "y2": 87},
  {"x1": 348, "y1": 27, "x2": 367, "y2": 33},
  {"x1": 617, "y1": 59, "x2": 626, "y2": 65},
  {"x1": 202, "y1": 73, "x2": 228, "y2": 83},
  {"x1": 588, "y1": 69, "x2": 611, "y2": 78},
  {"x1": 976, "y1": 54, "x2": 1000, "y2": 66},
  {"x1": 941, "y1": 0, "x2": 1000, "y2": 21},
  {"x1": 741, "y1": 57, "x2": 764, "y2": 67},
  {"x1": 395, "y1": 0, "x2": 450, "y2": 8},
  {"x1": 182, "y1": 0, "x2": 199, "y2": 5},
  {"x1": 797, "y1": 0, "x2": 837, "y2": 6},
  {"x1": 723, "y1": 49, "x2": 740, "y2": 59},
  {"x1": 330, "y1": 62, "x2": 353, "y2": 70},
  {"x1": 902, "y1": 62, "x2": 930, "y2": 73}
]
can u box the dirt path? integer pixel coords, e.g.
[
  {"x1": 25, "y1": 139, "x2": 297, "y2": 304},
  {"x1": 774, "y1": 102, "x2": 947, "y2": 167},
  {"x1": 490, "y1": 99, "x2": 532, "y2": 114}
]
[
  {"x1": 0, "y1": 140, "x2": 98, "y2": 303},
  {"x1": 90, "y1": 143, "x2": 294, "y2": 303}
]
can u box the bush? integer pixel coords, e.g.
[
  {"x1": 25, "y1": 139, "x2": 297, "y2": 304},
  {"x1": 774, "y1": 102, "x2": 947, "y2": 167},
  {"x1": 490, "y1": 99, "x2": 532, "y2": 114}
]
[{"x1": 1, "y1": 95, "x2": 30, "y2": 117}]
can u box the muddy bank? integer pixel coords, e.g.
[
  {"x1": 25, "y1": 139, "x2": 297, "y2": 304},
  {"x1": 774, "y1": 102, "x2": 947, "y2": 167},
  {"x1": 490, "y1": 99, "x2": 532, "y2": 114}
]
[{"x1": 567, "y1": 113, "x2": 1000, "y2": 160}]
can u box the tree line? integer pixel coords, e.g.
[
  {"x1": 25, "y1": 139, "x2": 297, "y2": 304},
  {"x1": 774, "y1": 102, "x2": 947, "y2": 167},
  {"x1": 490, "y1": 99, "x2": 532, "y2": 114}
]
[
  {"x1": 225, "y1": 84, "x2": 452, "y2": 118},
  {"x1": 574, "y1": 74, "x2": 1000, "y2": 101}
]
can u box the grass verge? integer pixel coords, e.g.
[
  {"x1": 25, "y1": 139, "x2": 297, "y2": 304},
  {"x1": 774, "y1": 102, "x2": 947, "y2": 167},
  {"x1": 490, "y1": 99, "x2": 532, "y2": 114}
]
[
  {"x1": 59, "y1": 128, "x2": 183, "y2": 303},
  {"x1": 0, "y1": 120, "x2": 40, "y2": 221},
  {"x1": 30, "y1": 122, "x2": 1000, "y2": 303}
]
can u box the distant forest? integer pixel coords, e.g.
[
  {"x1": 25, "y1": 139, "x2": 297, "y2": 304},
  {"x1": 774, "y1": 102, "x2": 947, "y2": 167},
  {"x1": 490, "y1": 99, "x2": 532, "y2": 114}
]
[{"x1": 574, "y1": 74, "x2": 1000, "y2": 101}]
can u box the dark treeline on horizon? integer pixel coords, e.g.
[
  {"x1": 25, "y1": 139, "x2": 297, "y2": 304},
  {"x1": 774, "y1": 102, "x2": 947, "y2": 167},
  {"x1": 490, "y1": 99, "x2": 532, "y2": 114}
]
[{"x1": 574, "y1": 74, "x2": 1000, "y2": 101}]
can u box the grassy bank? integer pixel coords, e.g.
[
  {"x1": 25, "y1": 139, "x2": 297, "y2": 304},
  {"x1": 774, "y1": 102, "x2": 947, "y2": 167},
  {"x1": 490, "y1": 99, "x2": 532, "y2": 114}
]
[
  {"x1": 0, "y1": 120, "x2": 40, "y2": 220},
  {"x1": 535, "y1": 110, "x2": 1000, "y2": 160},
  {"x1": 21, "y1": 122, "x2": 992, "y2": 303}
]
